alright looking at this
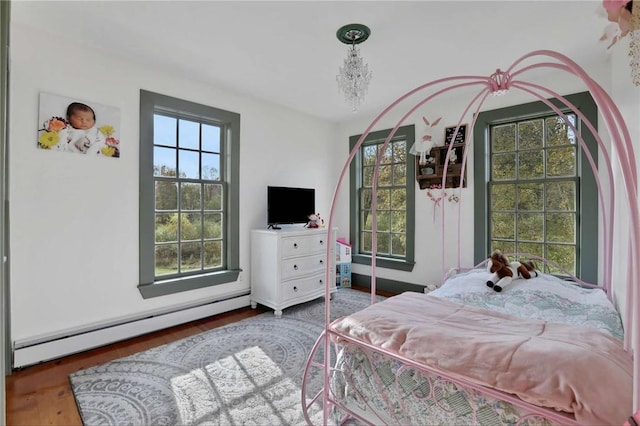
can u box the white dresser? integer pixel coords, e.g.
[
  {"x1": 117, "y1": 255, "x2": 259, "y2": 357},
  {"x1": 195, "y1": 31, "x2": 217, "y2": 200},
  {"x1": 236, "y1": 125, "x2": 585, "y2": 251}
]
[{"x1": 250, "y1": 227, "x2": 337, "y2": 317}]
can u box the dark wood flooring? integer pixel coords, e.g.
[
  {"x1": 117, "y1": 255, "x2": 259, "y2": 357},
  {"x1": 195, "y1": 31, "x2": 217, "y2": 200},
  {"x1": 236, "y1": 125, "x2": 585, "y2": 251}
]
[
  {"x1": 5, "y1": 305, "x2": 269, "y2": 425},
  {"x1": 5, "y1": 286, "x2": 391, "y2": 425}
]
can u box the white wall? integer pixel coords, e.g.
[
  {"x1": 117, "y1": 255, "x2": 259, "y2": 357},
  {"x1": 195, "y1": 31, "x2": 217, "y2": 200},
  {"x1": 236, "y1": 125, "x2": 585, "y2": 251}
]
[
  {"x1": 8, "y1": 21, "x2": 337, "y2": 346},
  {"x1": 9, "y1": 4, "x2": 634, "y2": 360},
  {"x1": 335, "y1": 59, "x2": 610, "y2": 288},
  {"x1": 607, "y1": 37, "x2": 640, "y2": 322},
  {"x1": 605, "y1": 40, "x2": 640, "y2": 407}
]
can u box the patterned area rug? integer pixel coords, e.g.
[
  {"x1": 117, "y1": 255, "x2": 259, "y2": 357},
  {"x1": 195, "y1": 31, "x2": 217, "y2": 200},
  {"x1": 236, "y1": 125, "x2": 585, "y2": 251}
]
[{"x1": 69, "y1": 289, "x2": 384, "y2": 426}]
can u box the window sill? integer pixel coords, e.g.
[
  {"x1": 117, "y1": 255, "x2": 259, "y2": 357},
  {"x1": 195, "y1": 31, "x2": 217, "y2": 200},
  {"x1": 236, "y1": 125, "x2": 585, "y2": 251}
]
[
  {"x1": 138, "y1": 269, "x2": 242, "y2": 299},
  {"x1": 352, "y1": 254, "x2": 415, "y2": 272}
]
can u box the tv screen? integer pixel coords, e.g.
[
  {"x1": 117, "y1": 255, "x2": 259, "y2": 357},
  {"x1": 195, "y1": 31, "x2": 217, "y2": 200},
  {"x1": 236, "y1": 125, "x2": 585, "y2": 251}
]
[{"x1": 267, "y1": 186, "x2": 315, "y2": 229}]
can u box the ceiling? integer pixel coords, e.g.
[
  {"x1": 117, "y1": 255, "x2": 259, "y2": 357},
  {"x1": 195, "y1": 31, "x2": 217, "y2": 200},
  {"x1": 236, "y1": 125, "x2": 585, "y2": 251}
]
[{"x1": 12, "y1": 1, "x2": 611, "y2": 123}]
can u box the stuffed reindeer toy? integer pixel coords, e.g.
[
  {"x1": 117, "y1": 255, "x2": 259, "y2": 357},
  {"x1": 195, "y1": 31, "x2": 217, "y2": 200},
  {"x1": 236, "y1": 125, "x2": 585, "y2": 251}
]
[{"x1": 486, "y1": 250, "x2": 538, "y2": 292}]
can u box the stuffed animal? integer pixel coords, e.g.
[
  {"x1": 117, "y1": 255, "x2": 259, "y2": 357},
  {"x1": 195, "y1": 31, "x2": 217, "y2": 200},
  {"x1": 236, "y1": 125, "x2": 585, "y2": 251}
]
[
  {"x1": 305, "y1": 213, "x2": 324, "y2": 228},
  {"x1": 410, "y1": 116, "x2": 442, "y2": 165},
  {"x1": 486, "y1": 250, "x2": 537, "y2": 292}
]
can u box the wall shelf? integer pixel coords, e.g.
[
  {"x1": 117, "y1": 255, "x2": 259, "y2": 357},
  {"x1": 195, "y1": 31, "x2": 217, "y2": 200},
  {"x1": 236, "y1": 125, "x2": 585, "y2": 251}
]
[{"x1": 415, "y1": 143, "x2": 467, "y2": 190}]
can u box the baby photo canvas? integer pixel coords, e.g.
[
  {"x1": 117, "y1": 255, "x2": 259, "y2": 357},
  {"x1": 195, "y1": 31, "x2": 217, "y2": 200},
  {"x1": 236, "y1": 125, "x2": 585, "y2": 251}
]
[{"x1": 37, "y1": 92, "x2": 121, "y2": 158}]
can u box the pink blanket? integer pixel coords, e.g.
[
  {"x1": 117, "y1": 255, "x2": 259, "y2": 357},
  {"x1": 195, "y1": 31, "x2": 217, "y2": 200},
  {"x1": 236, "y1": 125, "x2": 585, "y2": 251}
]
[{"x1": 331, "y1": 292, "x2": 632, "y2": 425}]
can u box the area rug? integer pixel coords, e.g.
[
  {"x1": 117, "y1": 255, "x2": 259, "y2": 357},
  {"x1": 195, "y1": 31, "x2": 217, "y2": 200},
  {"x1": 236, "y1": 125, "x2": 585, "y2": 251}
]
[{"x1": 69, "y1": 289, "x2": 385, "y2": 426}]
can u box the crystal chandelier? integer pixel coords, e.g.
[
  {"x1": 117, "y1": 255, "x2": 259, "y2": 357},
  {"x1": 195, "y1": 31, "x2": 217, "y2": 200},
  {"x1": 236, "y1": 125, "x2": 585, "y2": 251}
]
[{"x1": 336, "y1": 24, "x2": 372, "y2": 112}]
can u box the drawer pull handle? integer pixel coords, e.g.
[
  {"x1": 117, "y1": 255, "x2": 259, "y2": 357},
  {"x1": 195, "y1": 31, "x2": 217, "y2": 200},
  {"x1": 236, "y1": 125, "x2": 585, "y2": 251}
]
[
  {"x1": 294, "y1": 265, "x2": 298, "y2": 270},
  {"x1": 293, "y1": 286, "x2": 298, "y2": 292},
  {"x1": 293, "y1": 243, "x2": 298, "y2": 249},
  {"x1": 319, "y1": 240, "x2": 324, "y2": 245},
  {"x1": 319, "y1": 260, "x2": 324, "y2": 264},
  {"x1": 319, "y1": 279, "x2": 323, "y2": 285}
]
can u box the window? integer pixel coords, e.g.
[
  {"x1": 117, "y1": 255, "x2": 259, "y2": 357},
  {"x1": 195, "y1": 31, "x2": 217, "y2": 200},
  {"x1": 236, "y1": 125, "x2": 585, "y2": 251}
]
[
  {"x1": 473, "y1": 92, "x2": 598, "y2": 282},
  {"x1": 349, "y1": 125, "x2": 415, "y2": 271},
  {"x1": 139, "y1": 90, "x2": 240, "y2": 298}
]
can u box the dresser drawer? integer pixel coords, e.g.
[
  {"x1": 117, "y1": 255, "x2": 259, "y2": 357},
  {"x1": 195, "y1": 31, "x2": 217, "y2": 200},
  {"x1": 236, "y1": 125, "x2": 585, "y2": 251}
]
[
  {"x1": 280, "y1": 253, "x2": 327, "y2": 280},
  {"x1": 280, "y1": 233, "x2": 329, "y2": 258},
  {"x1": 281, "y1": 274, "x2": 326, "y2": 301}
]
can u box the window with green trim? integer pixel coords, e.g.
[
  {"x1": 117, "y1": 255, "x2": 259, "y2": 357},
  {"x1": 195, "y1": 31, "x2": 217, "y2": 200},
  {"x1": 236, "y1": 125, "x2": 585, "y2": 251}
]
[
  {"x1": 139, "y1": 90, "x2": 241, "y2": 298},
  {"x1": 349, "y1": 125, "x2": 415, "y2": 272},
  {"x1": 474, "y1": 92, "x2": 598, "y2": 282}
]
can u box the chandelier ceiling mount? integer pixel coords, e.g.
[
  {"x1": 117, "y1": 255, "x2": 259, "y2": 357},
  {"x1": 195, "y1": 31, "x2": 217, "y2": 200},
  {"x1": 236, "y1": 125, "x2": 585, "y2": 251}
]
[
  {"x1": 336, "y1": 23, "x2": 370, "y2": 45},
  {"x1": 336, "y1": 23, "x2": 372, "y2": 112}
]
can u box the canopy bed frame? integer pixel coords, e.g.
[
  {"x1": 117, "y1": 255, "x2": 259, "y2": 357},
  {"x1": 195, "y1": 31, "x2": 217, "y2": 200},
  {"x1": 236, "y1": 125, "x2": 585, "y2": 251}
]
[{"x1": 301, "y1": 50, "x2": 639, "y2": 425}]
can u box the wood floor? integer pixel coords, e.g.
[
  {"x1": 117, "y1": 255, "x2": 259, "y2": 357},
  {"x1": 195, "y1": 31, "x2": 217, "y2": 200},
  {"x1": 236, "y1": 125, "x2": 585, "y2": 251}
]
[
  {"x1": 5, "y1": 286, "x2": 391, "y2": 425},
  {"x1": 5, "y1": 304, "x2": 269, "y2": 426}
]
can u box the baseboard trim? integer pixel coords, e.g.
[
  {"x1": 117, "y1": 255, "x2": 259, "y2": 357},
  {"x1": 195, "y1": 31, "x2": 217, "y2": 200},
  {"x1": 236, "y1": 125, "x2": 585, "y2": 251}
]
[{"x1": 12, "y1": 294, "x2": 250, "y2": 369}]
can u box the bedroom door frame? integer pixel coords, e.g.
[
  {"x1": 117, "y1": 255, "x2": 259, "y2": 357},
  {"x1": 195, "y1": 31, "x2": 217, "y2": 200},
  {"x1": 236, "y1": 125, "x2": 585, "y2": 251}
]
[{"x1": 1, "y1": 1, "x2": 10, "y2": 424}]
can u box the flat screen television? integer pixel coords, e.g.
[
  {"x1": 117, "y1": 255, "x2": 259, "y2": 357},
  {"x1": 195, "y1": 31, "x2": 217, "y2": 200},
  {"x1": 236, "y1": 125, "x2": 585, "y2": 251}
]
[{"x1": 267, "y1": 186, "x2": 315, "y2": 229}]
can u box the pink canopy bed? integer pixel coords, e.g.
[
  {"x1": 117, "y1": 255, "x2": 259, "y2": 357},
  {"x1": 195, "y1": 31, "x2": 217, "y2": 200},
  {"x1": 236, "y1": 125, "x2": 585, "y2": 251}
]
[{"x1": 300, "y1": 49, "x2": 639, "y2": 425}]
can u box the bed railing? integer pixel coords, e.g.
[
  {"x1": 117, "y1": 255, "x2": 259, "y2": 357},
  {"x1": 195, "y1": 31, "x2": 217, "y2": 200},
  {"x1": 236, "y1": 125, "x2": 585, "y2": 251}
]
[{"x1": 302, "y1": 328, "x2": 581, "y2": 426}]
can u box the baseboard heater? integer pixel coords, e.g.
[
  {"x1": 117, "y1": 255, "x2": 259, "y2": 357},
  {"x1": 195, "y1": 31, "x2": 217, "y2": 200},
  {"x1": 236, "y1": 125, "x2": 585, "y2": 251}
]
[{"x1": 12, "y1": 291, "x2": 251, "y2": 369}]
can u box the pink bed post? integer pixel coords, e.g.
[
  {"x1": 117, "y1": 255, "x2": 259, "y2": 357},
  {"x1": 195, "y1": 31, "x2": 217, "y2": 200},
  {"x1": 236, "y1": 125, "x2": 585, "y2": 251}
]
[{"x1": 307, "y1": 49, "x2": 639, "y2": 424}]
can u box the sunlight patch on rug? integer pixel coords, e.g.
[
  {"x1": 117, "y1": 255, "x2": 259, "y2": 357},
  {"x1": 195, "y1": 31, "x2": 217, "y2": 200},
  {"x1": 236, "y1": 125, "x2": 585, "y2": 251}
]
[{"x1": 171, "y1": 346, "x2": 303, "y2": 425}]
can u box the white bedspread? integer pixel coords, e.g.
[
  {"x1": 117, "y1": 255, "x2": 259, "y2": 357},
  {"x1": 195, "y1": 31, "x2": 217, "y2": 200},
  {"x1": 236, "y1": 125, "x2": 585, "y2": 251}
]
[{"x1": 431, "y1": 269, "x2": 624, "y2": 339}]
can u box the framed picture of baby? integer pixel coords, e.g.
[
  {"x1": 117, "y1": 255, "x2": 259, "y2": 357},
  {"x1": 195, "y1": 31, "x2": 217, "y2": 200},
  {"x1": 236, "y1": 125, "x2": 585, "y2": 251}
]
[{"x1": 37, "y1": 92, "x2": 120, "y2": 158}]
